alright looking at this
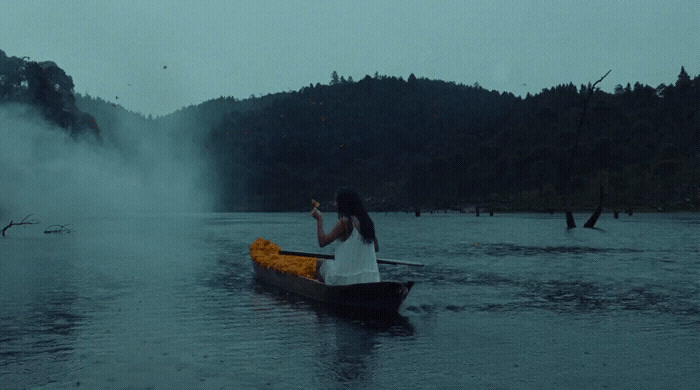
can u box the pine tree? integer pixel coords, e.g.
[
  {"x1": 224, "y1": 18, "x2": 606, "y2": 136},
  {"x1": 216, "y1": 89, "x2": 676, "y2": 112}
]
[{"x1": 330, "y1": 71, "x2": 340, "y2": 85}]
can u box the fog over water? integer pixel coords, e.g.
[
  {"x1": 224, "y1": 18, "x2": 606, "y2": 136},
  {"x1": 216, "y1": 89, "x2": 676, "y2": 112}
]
[{"x1": 0, "y1": 104, "x2": 217, "y2": 222}]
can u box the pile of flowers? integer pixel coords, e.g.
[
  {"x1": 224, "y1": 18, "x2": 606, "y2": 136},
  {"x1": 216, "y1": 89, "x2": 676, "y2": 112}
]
[{"x1": 250, "y1": 238, "x2": 318, "y2": 279}]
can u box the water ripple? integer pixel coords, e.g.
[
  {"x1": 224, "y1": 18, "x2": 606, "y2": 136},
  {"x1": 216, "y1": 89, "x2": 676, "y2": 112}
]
[
  {"x1": 2, "y1": 212, "x2": 699, "y2": 389},
  {"x1": 483, "y1": 243, "x2": 644, "y2": 257}
]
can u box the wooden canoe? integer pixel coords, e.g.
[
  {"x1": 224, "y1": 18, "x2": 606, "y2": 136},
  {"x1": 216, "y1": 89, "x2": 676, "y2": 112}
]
[{"x1": 252, "y1": 261, "x2": 414, "y2": 312}]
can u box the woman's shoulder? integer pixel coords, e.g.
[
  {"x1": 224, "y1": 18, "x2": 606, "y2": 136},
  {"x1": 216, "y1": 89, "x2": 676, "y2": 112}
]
[
  {"x1": 338, "y1": 217, "x2": 353, "y2": 235},
  {"x1": 339, "y1": 216, "x2": 358, "y2": 224}
]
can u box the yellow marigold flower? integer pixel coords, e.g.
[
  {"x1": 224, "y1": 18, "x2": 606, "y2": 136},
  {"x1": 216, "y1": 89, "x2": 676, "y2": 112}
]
[{"x1": 250, "y1": 238, "x2": 318, "y2": 279}]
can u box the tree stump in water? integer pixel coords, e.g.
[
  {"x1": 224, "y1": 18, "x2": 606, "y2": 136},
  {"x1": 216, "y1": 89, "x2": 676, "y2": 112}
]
[{"x1": 584, "y1": 185, "x2": 606, "y2": 228}]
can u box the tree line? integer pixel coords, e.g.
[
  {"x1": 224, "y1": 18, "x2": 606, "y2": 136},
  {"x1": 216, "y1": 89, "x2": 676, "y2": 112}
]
[
  {"x1": 81, "y1": 68, "x2": 699, "y2": 212},
  {"x1": 4, "y1": 47, "x2": 698, "y2": 212},
  {"x1": 190, "y1": 69, "x2": 699, "y2": 212}
]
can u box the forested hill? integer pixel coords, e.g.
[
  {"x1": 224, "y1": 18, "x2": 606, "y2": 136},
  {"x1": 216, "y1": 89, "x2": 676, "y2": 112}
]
[
  {"x1": 5, "y1": 45, "x2": 697, "y2": 212},
  {"x1": 0, "y1": 50, "x2": 99, "y2": 137},
  {"x1": 76, "y1": 69, "x2": 700, "y2": 212},
  {"x1": 75, "y1": 70, "x2": 700, "y2": 212}
]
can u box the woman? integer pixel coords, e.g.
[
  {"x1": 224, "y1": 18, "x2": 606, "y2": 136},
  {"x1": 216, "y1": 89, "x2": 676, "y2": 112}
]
[{"x1": 311, "y1": 188, "x2": 380, "y2": 285}]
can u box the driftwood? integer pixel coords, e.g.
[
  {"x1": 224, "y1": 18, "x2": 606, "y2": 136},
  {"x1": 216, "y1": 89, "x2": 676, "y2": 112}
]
[
  {"x1": 1, "y1": 214, "x2": 40, "y2": 237},
  {"x1": 43, "y1": 224, "x2": 72, "y2": 234},
  {"x1": 563, "y1": 70, "x2": 611, "y2": 229}
]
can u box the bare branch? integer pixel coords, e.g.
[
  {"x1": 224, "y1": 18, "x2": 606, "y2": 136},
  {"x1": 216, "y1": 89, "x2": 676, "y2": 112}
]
[
  {"x1": 593, "y1": 69, "x2": 612, "y2": 88},
  {"x1": 562, "y1": 69, "x2": 611, "y2": 229},
  {"x1": 2, "y1": 214, "x2": 41, "y2": 237},
  {"x1": 44, "y1": 224, "x2": 72, "y2": 234}
]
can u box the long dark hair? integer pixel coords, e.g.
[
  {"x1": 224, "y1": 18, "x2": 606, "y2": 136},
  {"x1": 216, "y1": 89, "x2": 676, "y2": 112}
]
[{"x1": 336, "y1": 188, "x2": 376, "y2": 244}]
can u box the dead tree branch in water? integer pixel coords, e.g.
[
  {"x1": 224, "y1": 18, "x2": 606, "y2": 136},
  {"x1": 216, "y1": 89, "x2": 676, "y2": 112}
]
[
  {"x1": 2, "y1": 214, "x2": 40, "y2": 237},
  {"x1": 563, "y1": 69, "x2": 611, "y2": 229},
  {"x1": 43, "y1": 224, "x2": 72, "y2": 234},
  {"x1": 584, "y1": 185, "x2": 606, "y2": 228}
]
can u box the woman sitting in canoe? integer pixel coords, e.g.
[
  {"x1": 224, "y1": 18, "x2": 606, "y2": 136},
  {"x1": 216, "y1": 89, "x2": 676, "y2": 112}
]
[{"x1": 311, "y1": 188, "x2": 380, "y2": 285}]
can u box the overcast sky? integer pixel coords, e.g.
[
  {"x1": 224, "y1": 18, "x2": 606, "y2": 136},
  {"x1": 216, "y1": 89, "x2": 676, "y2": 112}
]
[{"x1": 2, "y1": 0, "x2": 698, "y2": 116}]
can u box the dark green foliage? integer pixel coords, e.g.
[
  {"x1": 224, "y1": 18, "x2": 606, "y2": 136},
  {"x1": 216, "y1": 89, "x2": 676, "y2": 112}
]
[
  {"x1": 192, "y1": 70, "x2": 699, "y2": 211},
  {"x1": 0, "y1": 50, "x2": 99, "y2": 137},
  {"x1": 12, "y1": 51, "x2": 697, "y2": 212}
]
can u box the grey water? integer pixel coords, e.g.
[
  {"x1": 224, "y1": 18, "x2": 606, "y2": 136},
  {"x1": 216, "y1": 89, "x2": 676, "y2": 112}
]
[{"x1": 1, "y1": 212, "x2": 699, "y2": 389}]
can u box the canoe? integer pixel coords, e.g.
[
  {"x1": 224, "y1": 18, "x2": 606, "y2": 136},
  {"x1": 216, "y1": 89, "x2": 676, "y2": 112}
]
[{"x1": 251, "y1": 260, "x2": 414, "y2": 313}]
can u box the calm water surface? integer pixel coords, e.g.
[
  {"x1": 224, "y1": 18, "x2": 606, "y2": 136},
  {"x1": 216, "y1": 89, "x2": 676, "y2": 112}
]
[{"x1": 1, "y1": 212, "x2": 699, "y2": 389}]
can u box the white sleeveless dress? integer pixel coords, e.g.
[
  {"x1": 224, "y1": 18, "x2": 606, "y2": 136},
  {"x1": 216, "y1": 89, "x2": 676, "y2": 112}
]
[{"x1": 319, "y1": 218, "x2": 381, "y2": 285}]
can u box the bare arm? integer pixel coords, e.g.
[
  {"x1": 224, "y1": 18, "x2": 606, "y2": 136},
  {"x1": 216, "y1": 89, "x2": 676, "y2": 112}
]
[{"x1": 312, "y1": 210, "x2": 349, "y2": 247}]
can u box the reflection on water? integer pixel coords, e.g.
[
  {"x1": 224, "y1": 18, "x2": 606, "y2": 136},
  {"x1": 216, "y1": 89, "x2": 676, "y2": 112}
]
[
  {"x1": 0, "y1": 240, "x2": 83, "y2": 387},
  {"x1": 1, "y1": 212, "x2": 699, "y2": 389},
  {"x1": 250, "y1": 283, "x2": 415, "y2": 335},
  {"x1": 248, "y1": 284, "x2": 415, "y2": 387}
]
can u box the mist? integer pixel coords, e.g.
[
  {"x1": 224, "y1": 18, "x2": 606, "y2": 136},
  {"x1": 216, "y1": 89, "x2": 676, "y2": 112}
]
[{"x1": 0, "y1": 103, "x2": 218, "y2": 224}]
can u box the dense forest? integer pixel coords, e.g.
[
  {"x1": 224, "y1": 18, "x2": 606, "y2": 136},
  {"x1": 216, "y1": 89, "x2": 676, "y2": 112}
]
[
  {"x1": 3, "y1": 49, "x2": 699, "y2": 212},
  {"x1": 159, "y1": 69, "x2": 698, "y2": 212},
  {"x1": 0, "y1": 50, "x2": 99, "y2": 137}
]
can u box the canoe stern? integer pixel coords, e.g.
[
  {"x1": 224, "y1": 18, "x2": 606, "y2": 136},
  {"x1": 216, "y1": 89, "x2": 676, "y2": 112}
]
[{"x1": 252, "y1": 261, "x2": 413, "y2": 312}]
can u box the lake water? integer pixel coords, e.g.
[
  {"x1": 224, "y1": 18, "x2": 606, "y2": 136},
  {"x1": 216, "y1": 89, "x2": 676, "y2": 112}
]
[{"x1": 1, "y1": 212, "x2": 699, "y2": 389}]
